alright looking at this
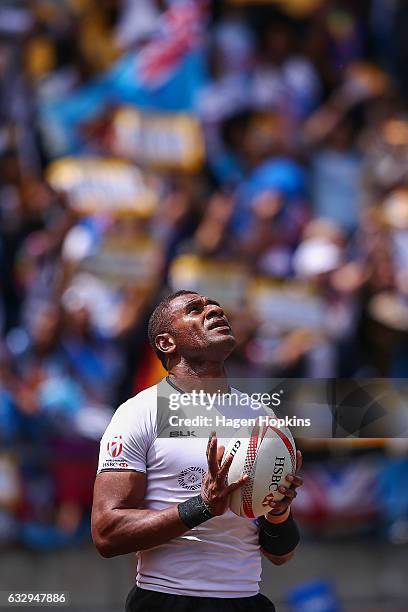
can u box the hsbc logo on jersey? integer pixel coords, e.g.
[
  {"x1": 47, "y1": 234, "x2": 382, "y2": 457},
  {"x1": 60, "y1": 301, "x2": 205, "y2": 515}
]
[
  {"x1": 107, "y1": 435, "x2": 123, "y2": 458},
  {"x1": 102, "y1": 459, "x2": 129, "y2": 469}
]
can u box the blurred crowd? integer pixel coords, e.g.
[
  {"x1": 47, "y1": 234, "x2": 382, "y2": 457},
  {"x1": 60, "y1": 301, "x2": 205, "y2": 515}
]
[{"x1": 1, "y1": 0, "x2": 408, "y2": 550}]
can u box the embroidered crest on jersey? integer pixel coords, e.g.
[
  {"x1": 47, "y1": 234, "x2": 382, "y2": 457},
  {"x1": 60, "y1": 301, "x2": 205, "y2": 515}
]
[{"x1": 178, "y1": 466, "x2": 205, "y2": 490}]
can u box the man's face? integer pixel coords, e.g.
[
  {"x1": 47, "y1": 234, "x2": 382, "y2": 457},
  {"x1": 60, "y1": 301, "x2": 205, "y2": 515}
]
[{"x1": 164, "y1": 293, "x2": 236, "y2": 363}]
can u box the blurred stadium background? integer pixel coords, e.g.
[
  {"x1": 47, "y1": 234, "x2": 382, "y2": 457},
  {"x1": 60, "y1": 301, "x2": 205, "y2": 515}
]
[{"x1": 0, "y1": 0, "x2": 408, "y2": 610}]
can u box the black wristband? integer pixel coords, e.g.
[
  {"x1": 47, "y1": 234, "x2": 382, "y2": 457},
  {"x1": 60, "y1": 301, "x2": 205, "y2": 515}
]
[
  {"x1": 258, "y1": 512, "x2": 300, "y2": 556},
  {"x1": 178, "y1": 494, "x2": 214, "y2": 529}
]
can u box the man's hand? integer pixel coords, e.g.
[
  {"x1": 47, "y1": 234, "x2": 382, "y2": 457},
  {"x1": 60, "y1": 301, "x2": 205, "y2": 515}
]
[
  {"x1": 201, "y1": 432, "x2": 248, "y2": 516},
  {"x1": 262, "y1": 450, "x2": 303, "y2": 517}
]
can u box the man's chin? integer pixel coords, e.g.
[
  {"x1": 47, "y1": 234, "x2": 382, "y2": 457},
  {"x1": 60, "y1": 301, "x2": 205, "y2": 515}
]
[{"x1": 210, "y1": 332, "x2": 237, "y2": 354}]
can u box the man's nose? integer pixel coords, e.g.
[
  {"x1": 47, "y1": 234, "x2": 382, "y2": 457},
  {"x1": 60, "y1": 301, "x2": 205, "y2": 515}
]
[{"x1": 205, "y1": 304, "x2": 224, "y2": 320}]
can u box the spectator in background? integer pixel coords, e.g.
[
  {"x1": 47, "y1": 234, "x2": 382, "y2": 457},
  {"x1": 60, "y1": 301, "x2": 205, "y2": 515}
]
[
  {"x1": 251, "y1": 17, "x2": 321, "y2": 121},
  {"x1": 232, "y1": 155, "x2": 310, "y2": 276},
  {"x1": 310, "y1": 113, "x2": 362, "y2": 233},
  {"x1": 60, "y1": 300, "x2": 123, "y2": 405}
]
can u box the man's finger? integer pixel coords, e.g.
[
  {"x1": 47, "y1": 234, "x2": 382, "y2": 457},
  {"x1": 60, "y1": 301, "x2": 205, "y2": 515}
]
[
  {"x1": 224, "y1": 474, "x2": 249, "y2": 496},
  {"x1": 262, "y1": 493, "x2": 276, "y2": 502},
  {"x1": 265, "y1": 501, "x2": 288, "y2": 513},
  {"x1": 207, "y1": 432, "x2": 219, "y2": 478},
  {"x1": 278, "y1": 486, "x2": 297, "y2": 500},
  {"x1": 263, "y1": 487, "x2": 297, "y2": 505},
  {"x1": 217, "y1": 451, "x2": 234, "y2": 481},
  {"x1": 206, "y1": 433, "x2": 212, "y2": 458},
  {"x1": 216, "y1": 444, "x2": 225, "y2": 467},
  {"x1": 286, "y1": 474, "x2": 303, "y2": 488}
]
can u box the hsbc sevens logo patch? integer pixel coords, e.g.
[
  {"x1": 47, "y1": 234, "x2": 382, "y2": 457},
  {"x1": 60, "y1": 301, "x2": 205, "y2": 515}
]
[{"x1": 107, "y1": 435, "x2": 123, "y2": 458}]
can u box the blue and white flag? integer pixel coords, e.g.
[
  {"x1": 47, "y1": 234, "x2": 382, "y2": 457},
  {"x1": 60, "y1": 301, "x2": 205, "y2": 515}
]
[{"x1": 39, "y1": 1, "x2": 208, "y2": 156}]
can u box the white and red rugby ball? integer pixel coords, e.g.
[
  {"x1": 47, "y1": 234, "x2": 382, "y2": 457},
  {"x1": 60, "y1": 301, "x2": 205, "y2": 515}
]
[{"x1": 223, "y1": 422, "x2": 297, "y2": 518}]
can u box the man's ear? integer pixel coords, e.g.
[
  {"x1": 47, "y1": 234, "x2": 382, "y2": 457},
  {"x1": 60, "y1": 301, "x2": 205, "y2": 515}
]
[{"x1": 155, "y1": 333, "x2": 176, "y2": 358}]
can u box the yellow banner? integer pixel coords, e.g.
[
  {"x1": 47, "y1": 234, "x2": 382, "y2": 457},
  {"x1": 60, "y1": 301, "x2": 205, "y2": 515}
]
[
  {"x1": 80, "y1": 234, "x2": 162, "y2": 288},
  {"x1": 46, "y1": 157, "x2": 158, "y2": 216},
  {"x1": 169, "y1": 255, "x2": 248, "y2": 312},
  {"x1": 110, "y1": 107, "x2": 204, "y2": 172},
  {"x1": 248, "y1": 276, "x2": 323, "y2": 330}
]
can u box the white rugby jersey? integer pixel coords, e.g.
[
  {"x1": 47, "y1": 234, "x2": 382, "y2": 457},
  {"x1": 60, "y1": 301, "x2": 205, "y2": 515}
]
[{"x1": 97, "y1": 378, "x2": 275, "y2": 598}]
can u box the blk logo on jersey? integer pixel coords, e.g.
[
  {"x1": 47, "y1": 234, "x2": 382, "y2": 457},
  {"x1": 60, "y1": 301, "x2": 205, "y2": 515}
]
[
  {"x1": 107, "y1": 435, "x2": 123, "y2": 458},
  {"x1": 178, "y1": 466, "x2": 205, "y2": 491}
]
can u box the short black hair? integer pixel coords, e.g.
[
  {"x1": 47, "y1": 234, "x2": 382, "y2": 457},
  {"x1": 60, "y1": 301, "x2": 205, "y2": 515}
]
[{"x1": 148, "y1": 290, "x2": 198, "y2": 369}]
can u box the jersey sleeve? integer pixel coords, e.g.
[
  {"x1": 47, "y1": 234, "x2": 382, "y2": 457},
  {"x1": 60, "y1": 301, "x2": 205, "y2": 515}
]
[{"x1": 97, "y1": 392, "x2": 156, "y2": 473}]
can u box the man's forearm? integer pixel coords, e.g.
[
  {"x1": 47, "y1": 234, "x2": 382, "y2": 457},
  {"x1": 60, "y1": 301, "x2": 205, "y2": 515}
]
[
  {"x1": 92, "y1": 493, "x2": 215, "y2": 557},
  {"x1": 92, "y1": 504, "x2": 189, "y2": 557}
]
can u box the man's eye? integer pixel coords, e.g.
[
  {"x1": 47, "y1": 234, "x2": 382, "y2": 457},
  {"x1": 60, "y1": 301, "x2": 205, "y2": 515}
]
[{"x1": 187, "y1": 305, "x2": 199, "y2": 314}]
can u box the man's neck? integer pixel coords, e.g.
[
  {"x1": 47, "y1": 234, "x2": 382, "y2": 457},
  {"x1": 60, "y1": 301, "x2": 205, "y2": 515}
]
[{"x1": 167, "y1": 360, "x2": 229, "y2": 394}]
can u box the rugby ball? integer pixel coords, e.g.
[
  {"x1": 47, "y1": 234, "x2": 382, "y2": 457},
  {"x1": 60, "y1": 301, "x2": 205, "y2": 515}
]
[{"x1": 223, "y1": 422, "x2": 297, "y2": 518}]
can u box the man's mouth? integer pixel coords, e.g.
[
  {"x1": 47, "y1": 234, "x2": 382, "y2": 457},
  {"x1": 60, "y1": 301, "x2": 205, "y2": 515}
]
[{"x1": 207, "y1": 318, "x2": 231, "y2": 332}]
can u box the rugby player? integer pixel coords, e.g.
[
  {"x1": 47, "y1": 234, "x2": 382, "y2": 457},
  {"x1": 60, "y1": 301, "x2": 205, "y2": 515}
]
[{"x1": 92, "y1": 290, "x2": 303, "y2": 611}]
